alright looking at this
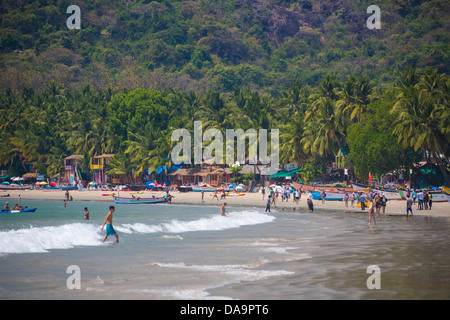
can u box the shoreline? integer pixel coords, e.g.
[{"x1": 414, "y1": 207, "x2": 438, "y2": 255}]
[{"x1": 2, "y1": 189, "x2": 449, "y2": 218}]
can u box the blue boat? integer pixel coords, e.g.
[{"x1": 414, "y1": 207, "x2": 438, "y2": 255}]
[
  {"x1": 45, "y1": 186, "x2": 77, "y2": 190},
  {"x1": 0, "y1": 208, "x2": 37, "y2": 213},
  {"x1": 309, "y1": 191, "x2": 344, "y2": 201}
]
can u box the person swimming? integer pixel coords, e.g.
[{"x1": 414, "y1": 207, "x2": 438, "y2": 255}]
[{"x1": 220, "y1": 203, "x2": 228, "y2": 216}]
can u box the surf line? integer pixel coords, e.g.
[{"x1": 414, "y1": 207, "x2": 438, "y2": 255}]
[{"x1": 180, "y1": 304, "x2": 214, "y2": 318}]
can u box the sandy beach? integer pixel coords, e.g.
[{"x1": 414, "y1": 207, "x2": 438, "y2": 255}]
[{"x1": 3, "y1": 189, "x2": 449, "y2": 218}]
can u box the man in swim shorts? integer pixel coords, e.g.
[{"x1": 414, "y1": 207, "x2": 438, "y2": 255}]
[
  {"x1": 220, "y1": 202, "x2": 228, "y2": 216},
  {"x1": 101, "y1": 206, "x2": 119, "y2": 243}
]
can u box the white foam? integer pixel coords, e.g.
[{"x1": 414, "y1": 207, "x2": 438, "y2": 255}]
[
  {"x1": 0, "y1": 211, "x2": 274, "y2": 255},
  {"x1": 0, "y1": 223, "x2": 103, "y2": 255},
  {"x1": 118, "y1": 210, "x2": 274, "y2": 235}
]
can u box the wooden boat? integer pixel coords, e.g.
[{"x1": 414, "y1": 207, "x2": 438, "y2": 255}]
[
  {"x1": 442, "y1": 186, "x2": 450, "y2": 195},
  {"x1": 309, "y1": 190, "x2": 345, "y2": 201},
  {"x1": 398, "y1": 189, "x2": 448, "y2": 202},
  {"x1": 113, "y1": 196, "x2": 166, "y2": 204},
  {"x1": 191, "y1": 186, "x2": 218, "y2": 192},
  {"x1": 293, "y1": 182, "x2": 360, "y2": 193},
  {"x1": 0, "y1": 184, "x2": 31, "y2": 190},
  {"x1": 45, "y1": 186, "x2": 77, "y2": 191},
  {"x1": 0, "y1": 208, "x2": 37, "y2": 213}
]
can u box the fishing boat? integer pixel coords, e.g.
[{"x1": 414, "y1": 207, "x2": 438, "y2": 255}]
[
  {"x1": 191, "y1": 186, "x2": 218, "y2": 192},
  {"x1": 113, "y1": 196, "x2": 166, "y2": 204},
  {"x1": 309, "y1": 190, "x2": 345, "y2": 201},
  {"x1": 0, "y1": 208, "x2": 37, "y2": 213},
  {"x1": 45, "y1": 185, "x2": 77, "y2": 191},
  {"x1": 398, "y1": 189, "x2": 448, "y2": 202},
  {"x1": 0, "y1": 184, "x2": 31, "y2": 191},
  {"x1": 443, "y1": 186, "x2": 450, "y2": 203}
]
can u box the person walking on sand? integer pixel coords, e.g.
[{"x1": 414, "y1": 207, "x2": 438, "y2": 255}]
[
  {"x1": 265, "y1": 195, "x2": 271, "y2": 212},
  {"x1": 406, "y1": 195, "x2": 413, "y2": 219},
  {"x1": 428, "y1": 192, "x2": 433, "y2": 210},
  {"x1": 201, "y1": 190, "x2": 205, "y2": 201},
  {"x1": 321, "y1": 190, "x2": 326, "y2": 204},
  {"x1": 212, "y1": 190, "x2": 219, "y2": 201},
  {"x1": 368, "y1": 200, "x2": 376, "y2": 225},
  {"x1": 101, "y1": 206, "x2": 119, "y2": 243},
  {"x1": 220, "y1": 203, "x2": 228, "y2": 216},
  {"x1": 350, "y1": 193, "x2": 355, "y2": 207},
  {"x1": 381, "y1": 195, "x2": 387, "y2": 216}
]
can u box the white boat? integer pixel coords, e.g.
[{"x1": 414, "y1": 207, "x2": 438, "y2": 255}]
[
  {"x1": 113, "y1": 196, "x2": 166, "y2": 204},
  {"x1": 191, "y1": 186, "x2": 217, "y2": 192}
]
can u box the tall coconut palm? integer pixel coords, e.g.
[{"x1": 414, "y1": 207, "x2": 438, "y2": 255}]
[
  {"x1": 302, "y1": 97, "x2": 345, "y2": 157},
  {"x1": 391, "y1": 68, "x2": 450, "y2": 184}
]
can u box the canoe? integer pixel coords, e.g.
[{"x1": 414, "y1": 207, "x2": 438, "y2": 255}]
[
  {"x1": 398, "y1": 190, "x2": 448, "y2": 202},
  {"x1": 45, "y1": 186, "x2": 77, "y2": 190},
  {"x1": 0, "y1": 208, "x2": 37, "y2": 213},
  {"x1": 191, "y1": 186, "x2": 218, "y2": 192},
  {"x1": 309, "y1": 190, "x2": 344, "y2": 201},
  {"x1": 113, "y1": 196, "x2": 166, "y2": 204},
  {"x1": 226, "y1": 193, "x2": 245, "y2": 197}
]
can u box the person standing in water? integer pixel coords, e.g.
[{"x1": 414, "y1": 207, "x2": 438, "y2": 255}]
[
  {"x1": 101, "y1": 206, "x2": 119, "y2": 243},
  {"x1": 84, "y1": 207, "x2": 89, "y2": 220},
  {"x1": 220, "y1": 202, "x2": 228, "y2": 216}
]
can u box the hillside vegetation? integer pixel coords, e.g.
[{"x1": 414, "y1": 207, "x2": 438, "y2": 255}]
[{"x1": 0, "y1": 0, "x2": 448, "y2": 94}]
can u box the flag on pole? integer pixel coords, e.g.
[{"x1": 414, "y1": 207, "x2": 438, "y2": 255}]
[{"x1": 369, "y1": 172, "x2": 373, "y2": 182}]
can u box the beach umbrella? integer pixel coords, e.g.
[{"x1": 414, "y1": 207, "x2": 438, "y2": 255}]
[
  {"x1": 88, "y1": 182, "x2": 96, "y2": 185},
  {"x1": 39, "y1": 181, "x2": 48, "y2": 185},
  {"x1": 2, "y1": 181, "x2": 9, "y2": 185},
  {"x1": 49, "y1": 181, "x2": 58, "y2": 186},
  {"x1": 12, "y1": 177, "x2": 24, "y2": 181}
]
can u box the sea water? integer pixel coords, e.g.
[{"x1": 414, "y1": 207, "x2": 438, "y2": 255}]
[{"x1": 0, "y1": 200, "x2": 449, "y2": 300}]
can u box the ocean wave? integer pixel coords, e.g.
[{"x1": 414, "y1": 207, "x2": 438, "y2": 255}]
[
  {"x1": 117, "y1": 210, "x2": 275, "y2": 235},
  {"x1": 0, "y1": 223, "x2": 102, "y2": 255},
  {"x1": 0, "y1": 210, "x2": 275, "y2": 255}
]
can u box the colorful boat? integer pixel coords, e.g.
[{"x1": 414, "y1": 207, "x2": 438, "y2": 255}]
[
  {"x1": 45, "y1": 186, "x2": 77, "y2": 190},
  {"x1": 398, "y1": 189, "x2": 448, "y2": 202},
  {"x1": 113, "y1": 196, "x2": 166, "y2": 204},
  {"x1": 309, "y1": 190, "x2": 344, "y2": 201},
  {"x1": 444, "y1": 187, "x2": 450, "y2": 203},
  {"x1": 0, "y1": 208, "x2": 37, "y2": 213}
]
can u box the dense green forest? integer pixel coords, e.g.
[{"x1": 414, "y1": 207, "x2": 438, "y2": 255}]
[
  {"x1": 0, "y1": 0, "x2": 449, "y2": 186},
  {"x1": 0, "y1": 0, "x2": 449, "y2": 94}
]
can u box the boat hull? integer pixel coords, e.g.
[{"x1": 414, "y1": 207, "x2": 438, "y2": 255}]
[
  {"x1": 45, "y1": 186, "x2": 78, "y2": 190},
  {"x1": 309, "y1": 191, "x2": 344, "y2": 201},
  {"x1": 398, "y1": 190, "x2": 448, "y2": 202},
  {"x1": 113, "y1": 196, "x2": 166, "y2": 204},
  {"x1": 0, "y1": 208, "x2": 37, "y2": 213},
  {"x1": 191, "y1": 186, "x2": 217, "y2": 192}
]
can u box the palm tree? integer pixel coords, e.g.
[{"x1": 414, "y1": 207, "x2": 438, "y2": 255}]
[
  {"x1": 338, "y1": 75, "x2": 375, "y2": 123},
  {"x1": 105, "y1": 152, "x2": 133, "y2": 184},
  {"x1": 391, "y1": 67, "x2": 450, "y2": 184},
  {"x1": 302, "y1": 97, "x2": 345, "y2": 157}
]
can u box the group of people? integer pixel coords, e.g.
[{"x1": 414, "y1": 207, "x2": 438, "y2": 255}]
[
  {"x1": 2, "y1": 194, "x2": 26, "y2": 211},
  {"x1": 406, "y1": 189, "x2": 433, "y2": 210},
  {"x1": 264, "y1": 186, "x2": 314, "y2": 212}
]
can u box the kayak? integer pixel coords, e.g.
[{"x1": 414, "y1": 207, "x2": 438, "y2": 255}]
[{"x1": 0, "y1": 208, "x2": 37, "y2": 213}]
